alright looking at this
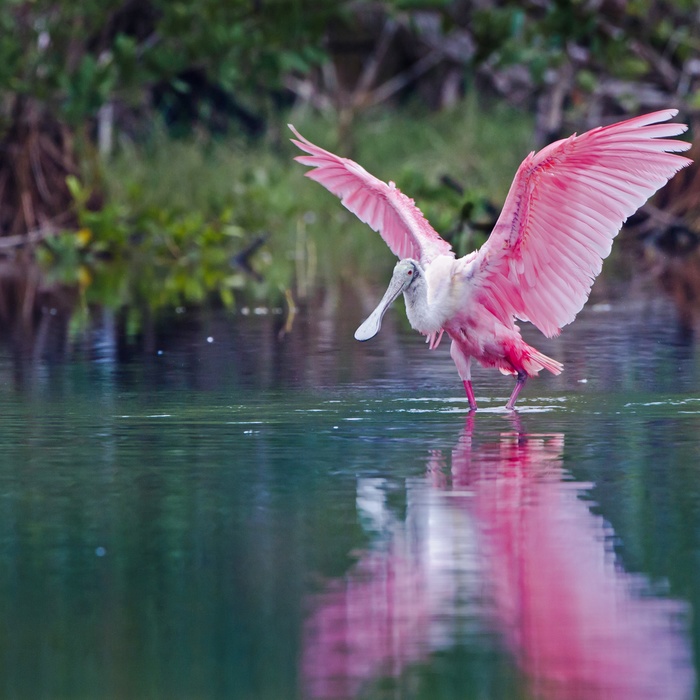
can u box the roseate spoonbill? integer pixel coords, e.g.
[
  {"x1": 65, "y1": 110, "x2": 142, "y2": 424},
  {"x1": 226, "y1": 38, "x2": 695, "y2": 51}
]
[{"x1": 290, "y1": 111, "x2": 692, "y2": 410}]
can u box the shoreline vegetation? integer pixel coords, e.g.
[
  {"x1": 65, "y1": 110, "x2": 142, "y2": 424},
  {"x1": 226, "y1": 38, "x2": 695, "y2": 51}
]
[
  {"x1": 0, "y1": 99, "x2": 537, "y2": 362},
  {"x1": 1, "y1": 1, "x2": 698, "y2": 354},
  {"x1": 38, "y1": 100, "x2": 534, "y2": 318},
  {"x1": 5, "y1": 98, "x2": 697, "y2": 367}
]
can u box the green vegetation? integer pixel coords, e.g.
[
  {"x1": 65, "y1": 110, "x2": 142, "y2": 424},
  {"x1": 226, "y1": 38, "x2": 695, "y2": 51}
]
[
  {"x1": 37, "y1": 100, "x2": 532, "y2": 315},
  {"x1": 2, "y1": 0, "x2": 696, "y2": 330},
  {"x1": 0, "y1": 0, "x2": 332, "y2": 235}
]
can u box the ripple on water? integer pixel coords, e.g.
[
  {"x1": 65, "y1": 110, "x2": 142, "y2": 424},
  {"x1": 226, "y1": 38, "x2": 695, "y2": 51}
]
[{"x1": 622, "y1": 397, "x2": 700, "y2": 414}]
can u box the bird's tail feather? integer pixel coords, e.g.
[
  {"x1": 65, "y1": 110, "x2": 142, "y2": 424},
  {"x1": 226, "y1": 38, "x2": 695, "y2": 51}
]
[{"x1": 525, "y1": 347, "x2": 563, "y2": 376}]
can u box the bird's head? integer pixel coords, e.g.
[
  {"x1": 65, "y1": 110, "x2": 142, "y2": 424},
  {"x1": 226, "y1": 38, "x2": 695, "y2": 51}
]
[{"x1": 354, "y1": 259, "x2": 421, "y2": 341}]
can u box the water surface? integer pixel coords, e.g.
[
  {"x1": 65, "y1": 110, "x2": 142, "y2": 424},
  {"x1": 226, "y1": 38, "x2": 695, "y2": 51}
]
[{"x1": 0, "y1": 277, "x2": 698, "y2": 699}]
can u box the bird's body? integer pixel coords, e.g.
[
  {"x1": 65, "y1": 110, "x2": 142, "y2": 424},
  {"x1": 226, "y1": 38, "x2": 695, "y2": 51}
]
[{"x1": 291, "y1": 111, "x2": 692, "y2": 410}]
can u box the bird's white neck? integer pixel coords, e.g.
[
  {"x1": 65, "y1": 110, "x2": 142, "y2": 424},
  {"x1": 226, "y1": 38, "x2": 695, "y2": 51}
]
[{"x1": 404, "y1": 275, "x2": 443, "y2": 335}]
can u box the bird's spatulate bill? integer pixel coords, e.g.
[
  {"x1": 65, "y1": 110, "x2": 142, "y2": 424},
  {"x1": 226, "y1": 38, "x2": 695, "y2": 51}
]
[{"x1": 354, "y1": 273, "x2": 406, "y2": 341}]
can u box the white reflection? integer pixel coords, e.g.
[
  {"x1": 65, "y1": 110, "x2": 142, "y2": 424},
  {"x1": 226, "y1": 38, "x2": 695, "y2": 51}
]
[{"x1": 302, "y1": 416, "x2": 694, "y2": 699}]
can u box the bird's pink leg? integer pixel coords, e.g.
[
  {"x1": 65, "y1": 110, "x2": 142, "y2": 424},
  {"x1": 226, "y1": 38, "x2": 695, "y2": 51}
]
[
  {"x1": 463, "y1": 381, "x2": 477, "y2": 411},
  {"x1": 505, "y1": 372, "x2": 527, "y2": 411},
  {"x1": 451, "y1": 341, "x2": 477, "y2": 411}
]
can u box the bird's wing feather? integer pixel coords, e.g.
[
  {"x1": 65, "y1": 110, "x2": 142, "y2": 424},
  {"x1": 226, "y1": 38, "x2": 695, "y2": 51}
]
[
  {"x1": 289, "y1": 125, "x2": 454, "y2": 265},
  {"x1": 467, "y1": 109, "x2": 692, "y2": 337}
]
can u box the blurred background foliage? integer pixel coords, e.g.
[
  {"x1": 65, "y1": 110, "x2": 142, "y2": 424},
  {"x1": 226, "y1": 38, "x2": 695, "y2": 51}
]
[{"x1": 0, "y1": 0, "x2": 698, "y2": 329}]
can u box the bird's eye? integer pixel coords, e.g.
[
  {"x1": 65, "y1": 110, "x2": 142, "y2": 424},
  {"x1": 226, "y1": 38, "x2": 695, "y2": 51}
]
[{"x1": 407, "y1": 270, "x2": 413, "y2": 275}]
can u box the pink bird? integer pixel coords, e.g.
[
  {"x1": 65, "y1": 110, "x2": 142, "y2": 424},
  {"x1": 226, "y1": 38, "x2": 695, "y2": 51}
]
[{"x1": 290, "y1": 111, "x2": 692, "y2": 410}]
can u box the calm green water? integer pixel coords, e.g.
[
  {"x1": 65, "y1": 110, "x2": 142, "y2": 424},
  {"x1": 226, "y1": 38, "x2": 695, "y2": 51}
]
[{"x1": 0, "y1": 282, "x2": 699, "y2": 699}]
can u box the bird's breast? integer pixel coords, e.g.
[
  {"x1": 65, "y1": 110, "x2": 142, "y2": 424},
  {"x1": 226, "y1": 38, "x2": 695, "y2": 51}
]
[
  {"x1": 404, "y1": 257, "x2": 466, "y2": 335},
  {"x1": 404, "y1": 291, "x2": 444, "y2": 335}
]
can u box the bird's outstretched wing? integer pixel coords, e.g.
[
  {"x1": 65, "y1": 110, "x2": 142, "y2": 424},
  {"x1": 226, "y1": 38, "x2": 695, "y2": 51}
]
[
  {"x1": 290, "y1": 125, "x2": 454, "y2": 265},
  {"x1": 468, "y1": 109, "x2": 692, "y2": 337}
]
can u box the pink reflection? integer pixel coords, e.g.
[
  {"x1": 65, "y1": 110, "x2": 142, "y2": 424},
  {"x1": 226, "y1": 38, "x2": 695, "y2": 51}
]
[
  {"x1": 302, "y1": 551, "x2": 429, "y2": 699},
  {"x1": 302, "y1": 417, "x2": 693, "y2": 699}
]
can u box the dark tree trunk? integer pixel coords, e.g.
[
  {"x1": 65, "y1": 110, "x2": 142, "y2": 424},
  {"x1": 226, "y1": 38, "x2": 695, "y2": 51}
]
[{"x1": 0, "y1": 97, "x2": 81, "y2": 236}]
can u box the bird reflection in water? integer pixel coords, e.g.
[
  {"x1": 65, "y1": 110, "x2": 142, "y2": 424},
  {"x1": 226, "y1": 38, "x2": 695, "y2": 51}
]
[{"x1": 302, "y1": 416, "x2": 693, "y2": 700}]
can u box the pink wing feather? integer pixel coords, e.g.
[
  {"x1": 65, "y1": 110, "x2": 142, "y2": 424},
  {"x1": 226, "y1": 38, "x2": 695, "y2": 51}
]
[
  {"x1": 470, "y1": 109, "x2": 692, "y2": 337},
  {"x1": 289, "y1": 125, "x2": 454, "y2": 265}
]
